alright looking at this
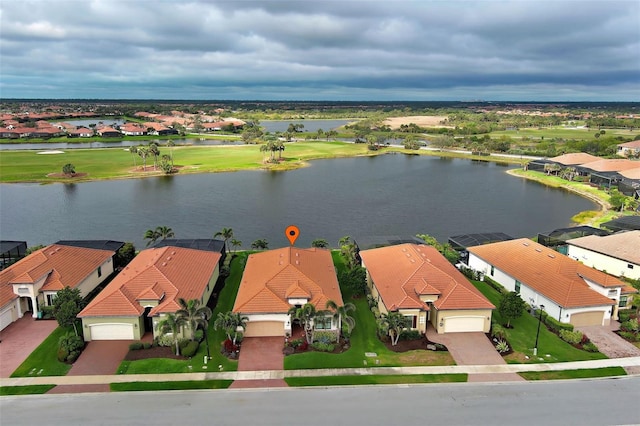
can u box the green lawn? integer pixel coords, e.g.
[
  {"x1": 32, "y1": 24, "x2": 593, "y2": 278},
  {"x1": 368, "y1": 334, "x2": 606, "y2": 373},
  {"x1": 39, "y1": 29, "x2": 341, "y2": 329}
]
[
  {"x1": 488, "y1": 127, "x2": 637, "y2": 140},
  {"x1": 110, "y1": 380, "x2": 232, "y2": 392},
  {"x1": 0, "y1": 385, "x2": 56, "y2": 396},
  {"x1": 117, "y1": 253, "x2": 247, "y2": 374},
  {"x1": 519, "y1": 367, "x2": 626, "y2": 381},
  {"x1": 0, "y1": 142, "x2": 370, "y2": 183},
  {"x1": 284, "y1": 252, "x2": 455, "y2": 369},
  {"x1": 472, "y1": 280, "x2": 607, "y2": 363},
  {"x1": 10, "y1": 326, "x2": 73, "y2": 377},
  {"x1": 285, "y1": 373, "x2": 467, "y2": 387}
]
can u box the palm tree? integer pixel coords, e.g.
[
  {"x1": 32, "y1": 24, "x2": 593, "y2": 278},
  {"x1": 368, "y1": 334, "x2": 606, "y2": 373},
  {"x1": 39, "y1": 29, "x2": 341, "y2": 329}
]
[
  {"x1": 137, "y1": 146, "x2": 149, "y2": 170},
  {"x1": 176, "y1": 298, "x2": 212, "y2": 341},
  {"x1": 148, "y1": 142, "x2": 160, "y2": 170},
  {"x1": 311, "y1": 239, "x2": 329, "y2": 248},
  {"x1": 230, "y1": 239, "x2": 242, "y2": 254},
  {"x1": 144, "y1": 228, "x2": 159, "y2": 247},
  {"x1": 155, "y1": 226, "x2": 174, "y2": 241},
  {"x1": 166, "y1": 140, "x2": 175, "y2": 166},
  {"x1": 378, "y1": 312, "x2": 408, "y2": 346},
  {"x1": 229, "y1": 312, "x2": 248, "y2": 344},
  {"x1": 288, "y1": 303, "x2": 319, "y2": 344},
  {"x1": 251, "y1": 239, "x2": 268, "y2": 250},
  {"x1": 214, "y1": 311, "x2": 248, "y2": 344},
  {"x1": 326, "y1": 300, "x2": 356, "y2": 335},
  {"x1": 214, "y1": 227, "x2": 234, "y2": 254},
  {"x1": 156, "y1": 313, "x2": 187, "y2": 355},
  {"x1": 129, "y1": 145, "x2": 138, "y2": 168}
]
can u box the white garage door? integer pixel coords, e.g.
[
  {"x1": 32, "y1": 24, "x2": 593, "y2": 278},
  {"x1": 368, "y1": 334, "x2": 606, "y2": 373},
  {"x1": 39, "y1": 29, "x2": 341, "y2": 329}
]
[
  {"x1": 89, "y1": 323, "x2": 135, "y2": 340},
  {"x1": 570, "y1": 311, "x2": 604, "y2": 327},
  {"x1": 443, "y1": 316, "x2": 485, "y2": 333},
  {"x1": 244, "y1": 321, "x2": 284, "y2": 337},
  {"x1": 0, "y1": 308, "x2": 14, "y2": 331}
]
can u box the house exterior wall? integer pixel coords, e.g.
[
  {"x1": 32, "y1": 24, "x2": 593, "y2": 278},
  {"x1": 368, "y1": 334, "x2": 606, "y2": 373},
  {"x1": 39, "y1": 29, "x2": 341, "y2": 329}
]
[
  {"x1": 567, "y1": 245, "x2": 640, "y2": 280},
  {"x1": 74, "y1": 257, "x2": 114, "y2": 299},
  {"x1": 398, "y1": 308, "x2": 427, "y2": 333},
  {"x1": 200, "y1": 263, "x2": 219, "y2": 306},
  {"x1": 81, "y1": 316, "x2": 144, "y2": 341},
  {"x1": 0, "y1": 299, "x2": 20, "y2": 331}
]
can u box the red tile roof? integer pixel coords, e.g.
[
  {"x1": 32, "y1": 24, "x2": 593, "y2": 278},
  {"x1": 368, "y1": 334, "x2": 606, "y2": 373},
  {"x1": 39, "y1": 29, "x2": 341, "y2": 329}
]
[
  {"x1": 360, "y1": 244, "x2": 494, "y2": 312},
  {"x1": 567, "y1": 231, "x2": 640, "y2": 265},
  {"x1": 467, "y1": 239, "x2": 620, "y2": 308},
  {"x1": 549, "y1": 153, "x2": 600, "y2": 165},
  {"x1": 79, "y1": 246, "x2": 220, "y2": 317},
  {"x1": 580, "y1": 159, "x2": 640, "y2": 172},
  {"x1": 233, "y1": 247, "x2": 343, "y2": 314},
  {"x1": 0, "y1": 245, "x2": 114, "y2": 307}
]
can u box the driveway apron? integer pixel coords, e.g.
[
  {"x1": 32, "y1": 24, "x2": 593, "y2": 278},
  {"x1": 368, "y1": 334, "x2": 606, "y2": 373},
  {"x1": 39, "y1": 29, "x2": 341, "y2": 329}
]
[
  {"x1": 0, "y1": 317, "x2": 58, "y2": 378},
  {"x1": 230, "y1": 337, "x2": 287, "y2": 388}
]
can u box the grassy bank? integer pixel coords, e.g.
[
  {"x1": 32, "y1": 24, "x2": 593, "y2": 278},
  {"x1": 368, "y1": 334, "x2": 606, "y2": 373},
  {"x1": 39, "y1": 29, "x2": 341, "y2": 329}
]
[
  {"x1": 519, "y1": 367, "x2": 626, "y2": 381},
  {"x1": 0, "y1": 385, "x2": 56, "y2": 396},
  {"x1": 285, "y1": 374, "x2": 467, "y2": 387},
  {"x1": 110, "y1": 380, "x2": 232, "y2": 392}
]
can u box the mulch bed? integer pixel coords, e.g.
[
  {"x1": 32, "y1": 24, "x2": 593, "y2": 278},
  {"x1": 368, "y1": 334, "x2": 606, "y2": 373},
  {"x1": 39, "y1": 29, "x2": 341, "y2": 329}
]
[
  {"x1": 383, "y1": 338, "x2": 428, "y2": 352},
  {"x1": 124, "y1": 346, "x2": 186, "y2": 361}
]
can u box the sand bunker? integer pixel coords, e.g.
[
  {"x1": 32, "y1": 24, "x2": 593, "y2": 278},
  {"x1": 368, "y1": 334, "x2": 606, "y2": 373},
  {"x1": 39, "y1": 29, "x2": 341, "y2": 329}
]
[
  {"x1": 37, "y1": 150, "x2": 65, "y2": 154},
  {"x1": 383, "y1": 116, "x2": 452, "y2": 129}
]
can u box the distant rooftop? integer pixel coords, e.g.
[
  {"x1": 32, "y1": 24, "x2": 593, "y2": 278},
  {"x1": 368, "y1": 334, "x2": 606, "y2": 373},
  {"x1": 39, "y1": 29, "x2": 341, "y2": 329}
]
[
  {"x1": 448, "y1": 232, "x2": 513, "y2": 250},
  {"x1": 56, "y1": 240, "x2": 125, "y2": 252},
  {"x1": 153, "y1": 239, "x2": 225, "y2": 254},
  {"x1": 602, "y1": 216, "x2": 640, "y2": 232},
  {"x1": 354, "y1": 235, "x2": 425, "y2": 250}
]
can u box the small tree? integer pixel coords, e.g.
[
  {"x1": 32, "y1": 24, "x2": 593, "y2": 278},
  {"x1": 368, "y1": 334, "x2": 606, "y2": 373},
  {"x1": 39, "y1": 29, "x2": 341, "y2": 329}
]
[
  {"x1": 175, "y1": 298, "x2": 212, "y2": 341},
  {"x1": 288, "y1": 303, "x2": 319, "y2": 344},
  {"x1": 62, "y1": 163, "x2": 75, "y2": 176},
  {"x1": 156, "y1": 313, "x2": 187, "y2": 356},
  {"x1": 378, "y1": 312, "x2": 408, "y2": 346},
  {"x1": 214, "y1": 227, "x2": 234, "y2": 254},
  {"x1": 498, "y1": 291, "x2": 526, "y2": 328},
  {"x1": 251, "y1": 239, "x2": 269, "y2": 250},
  {"x1": 311, "y1": 239, "x2": 329, "y2": 248},
  {"x1": 115, "y1": 242, "x2": 136, "y2": 267},
  {"x1": 338, "y1": 266, "x2": 367, "y2": 297},
  {"x1": 52, "y1": 287, "x2": 84, "y2": 336}
]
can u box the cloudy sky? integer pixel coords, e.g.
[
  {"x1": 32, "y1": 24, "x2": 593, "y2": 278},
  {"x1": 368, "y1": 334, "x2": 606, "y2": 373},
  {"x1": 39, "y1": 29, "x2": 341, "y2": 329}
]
[{"x1": 1, "y1": 0, "x2": 638, "y2": 101}]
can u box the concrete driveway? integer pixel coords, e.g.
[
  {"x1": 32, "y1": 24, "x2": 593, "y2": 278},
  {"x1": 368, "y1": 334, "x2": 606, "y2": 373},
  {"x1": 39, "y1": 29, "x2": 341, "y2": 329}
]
[
  {"x1": 0, "y1": 317, "x2": 58, "y2": 378},
  {"x1": 426, "y1": 328, "x2": 523, "y2": 382},
  {"x1": 230, "y1": 336, "x2": 287, "y2": 388}
]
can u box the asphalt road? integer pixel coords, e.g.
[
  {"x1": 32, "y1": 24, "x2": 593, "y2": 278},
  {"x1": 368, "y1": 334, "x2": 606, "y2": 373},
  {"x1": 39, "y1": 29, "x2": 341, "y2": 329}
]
[{"x1": 2, "y1": 377, "x2": 639, "y2": 426}]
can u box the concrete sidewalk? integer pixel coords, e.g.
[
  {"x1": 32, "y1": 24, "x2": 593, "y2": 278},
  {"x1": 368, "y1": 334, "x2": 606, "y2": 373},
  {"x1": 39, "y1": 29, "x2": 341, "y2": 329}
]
[{"x1": 2, "y1": 356, "x2": 639, "y2": 387}]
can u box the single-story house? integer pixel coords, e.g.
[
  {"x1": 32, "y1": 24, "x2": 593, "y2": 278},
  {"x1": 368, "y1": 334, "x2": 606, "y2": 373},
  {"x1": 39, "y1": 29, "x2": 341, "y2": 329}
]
[
  {"x1": 0, "y1": 244, "x2": 115, "y2": 331},
  {"x1": 78, "y1": 246, "x2": 220, "y2": 341},
  {"x1": 578, "y1": 159, "x2": 640, "y2": 188},
  {"x1": 232, "y1": 247, "x2": 343, "y2": 338},
  {"x1": 526, "y1": 152, "x2": 599, "y2": 173},
  {"x1": 617, "y1": 140, "x2": 640, "y2": 158},
  {"x1": 359, "y1": 244, "x2": 495, "y2": 334},
  {"x1": 566, "y1": 231, "x2": 640, "y2": 280},
  {"x1": 96, "y1": 127, "x2": 121, "y2": 137},
  {"x1": 467, "y1": 238, "x2": 627, "y2": 326}
]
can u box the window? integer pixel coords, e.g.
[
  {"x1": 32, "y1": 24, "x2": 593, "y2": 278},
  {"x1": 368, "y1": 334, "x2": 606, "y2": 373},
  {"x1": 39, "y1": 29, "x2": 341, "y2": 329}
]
[
  {"x1": 404, "y1": 315, "x2": 417, "y2": 329},
  {"x1": 628, "y1": 264, "x2": 634, "y2": 270},
  {"x1": 97, "y1": 266, "x2": 102, "y2": 278},
  {"x1": 314, "y1": 316, "x2": 332, "y2": 330},
  {"x1": 46, "y1": 294, "x2": 56, "y2": 306},
  {"x1": 490, "y1": 265, "x2": 495, "y2": 276},
  {"x1": 515, "y1": 280, "x2": 521, "y2": 294},
  {"x1": 619, "y1": 296, "x2": 628, "y2": 308}
]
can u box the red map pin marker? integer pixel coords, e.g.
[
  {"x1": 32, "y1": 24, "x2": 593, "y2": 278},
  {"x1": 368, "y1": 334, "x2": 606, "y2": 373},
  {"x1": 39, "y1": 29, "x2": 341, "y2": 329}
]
[{"x1": 285, "y1": 225, "x2": 300, "y2": 246}]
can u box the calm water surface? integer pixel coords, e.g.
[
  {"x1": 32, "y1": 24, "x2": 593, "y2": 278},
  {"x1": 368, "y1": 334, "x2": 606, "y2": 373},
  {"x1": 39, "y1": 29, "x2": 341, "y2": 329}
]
[{"x1": 0, "y1": 155, "x2": 595, "y2": 249}]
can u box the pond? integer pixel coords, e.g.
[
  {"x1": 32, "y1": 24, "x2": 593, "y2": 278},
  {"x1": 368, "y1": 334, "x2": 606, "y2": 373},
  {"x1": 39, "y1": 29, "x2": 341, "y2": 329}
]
[{"x1": 0, "y1": 154, "x2": 596, "y2": 249}]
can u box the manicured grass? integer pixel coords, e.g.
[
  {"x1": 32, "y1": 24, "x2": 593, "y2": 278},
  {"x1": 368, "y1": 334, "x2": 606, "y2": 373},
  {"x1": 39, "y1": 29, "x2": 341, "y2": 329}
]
[
  {"x1": 110, "y1": 380, "x2": 232, "y2": 392},
  {"x1": 472, "y1": 280, "x2": 607, "y2": 363},
  {"x1": 117, "y1": 254, "x2": 247, "y2": 374},
  {"x1": 519, "y1": 367, "x2": 626, "y2": 381},
  {"x1": 284, "y1": 252, "x2": 455, "y2": 369},
  {"x1": 10, "y1": 326, "x2": 73, "y2": 377},
  {"x1": 0, "y1": 142, "x2": 370, "y2": 183},
  {"x1": 0, "y1": 385, "x2": 56, "y2": 396},
  {"x1": 285, "y1": 373, "x2": 467, "y2": 387},
  {"x1": 488, "y1": 127, "x2": 637, "y2": 140}
]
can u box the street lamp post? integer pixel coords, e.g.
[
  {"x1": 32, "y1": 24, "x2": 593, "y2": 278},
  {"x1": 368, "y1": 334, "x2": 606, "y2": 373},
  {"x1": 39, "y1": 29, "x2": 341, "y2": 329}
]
[
  {"x1": 533, "y1": 304, "x2": 545, "y2": 356},
  {"x1": 203, "y1": 326, "x2": 211, "y2": 360}
]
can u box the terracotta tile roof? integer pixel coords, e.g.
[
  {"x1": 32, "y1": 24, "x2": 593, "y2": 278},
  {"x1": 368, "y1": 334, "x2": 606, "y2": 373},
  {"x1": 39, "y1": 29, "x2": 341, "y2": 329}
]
[
  {"x1": 618, "y1": 140, "x2": 640, "y2": 148},
  {"x1": 360, "y1": 244, "x2": 494, "y2": 312},
  {"x1": 0, "y1": 245, "x2": 114, "y2": 307},
  {"x1": 233, "y1": 247, "x2": 343, "y2": 314},
  {"x1": 79, "y1": 246, "x2": 220, "y2": 318},
  {"x1": 549, "y1": 153, "x2": 600, "y2": 166},
  {"x1": 567, "y1": 230, "x2": 640, "y2": 265},
  {"x1": 579, "y1": 159, "x2": 640, "y2": 172},
  {"x1": 467, "y1": 239, "x2": 620, "y2": 308},
  {"x1": 622, "y1": 285, "x2": 638, "y2": 295},
  {"x1": 619, "y1": 168, "x2": 640, "y2": 180}
]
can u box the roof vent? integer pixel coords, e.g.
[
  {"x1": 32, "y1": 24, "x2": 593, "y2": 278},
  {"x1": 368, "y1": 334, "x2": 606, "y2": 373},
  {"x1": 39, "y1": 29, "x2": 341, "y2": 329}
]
[
  {"x1": 523, "y1": 242, "x2": 529, "y2": 246},
  {"x1": 535, "y1": 248, "x2": 542, "y2": 253},
  {"x1": 171, "y1": 251, "x2": 176, "y2": 255},
  {"x1": 162, "y1": 262, "x2": 167, "y2": 267},
  {"x1": 166, "y1": 256, "x2": 172, "y2": 261},
  {"x1": 548, "y1": 254, "x2": 555, "y2": 258},
  {"x1": 296, "y1": 260, "x2": 299, "y2": 265}
]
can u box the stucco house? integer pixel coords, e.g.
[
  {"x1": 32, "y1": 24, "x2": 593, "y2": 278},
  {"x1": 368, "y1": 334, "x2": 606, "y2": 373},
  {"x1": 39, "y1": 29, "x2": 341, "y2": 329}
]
[
  {"x1": 233, "y1": 247, "x2": 343, "y2": 338},
  {"x1": 467, "y1": 239, "x2": 628, "y2": 326},
  {"x1": 617, "y1": 140, "x2": 640, "y2": 158},
  {"x1": 79, "y1": 246, "x2": 220, "y2": 341},
  {"x1": 566, "y1": 231, "x2": 640, "y2": 281},
  {"x1": 0, "y1": 244, "x2": 115, "y2": 331},
  {"x1": 359, "y1": 244, "x2": 494, "y2": 334}
]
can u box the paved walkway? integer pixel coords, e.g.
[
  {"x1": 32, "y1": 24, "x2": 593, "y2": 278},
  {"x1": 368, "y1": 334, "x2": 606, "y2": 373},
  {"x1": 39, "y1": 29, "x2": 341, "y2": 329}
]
[
  {"x1": 3, "y1": 356, "x2": 638, "y2": 388},
  {"x1": 230, "y1": 337, "x2": 287, "y2": 388},
  {"x1": 426, "y1": 328, "x2": 524, "y2": 382},
  {"x1": 0, "y1": 317, "x2": 58, "y2": 378}
]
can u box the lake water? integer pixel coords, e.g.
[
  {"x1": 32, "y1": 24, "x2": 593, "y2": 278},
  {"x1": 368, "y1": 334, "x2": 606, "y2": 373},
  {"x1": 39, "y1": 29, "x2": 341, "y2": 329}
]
[
  {"x1": 0, "y1": 154, "x2": 595, "y2": 249},
  {"x1": 260, "y1": 119, "x2": 353, "y2": 133}
]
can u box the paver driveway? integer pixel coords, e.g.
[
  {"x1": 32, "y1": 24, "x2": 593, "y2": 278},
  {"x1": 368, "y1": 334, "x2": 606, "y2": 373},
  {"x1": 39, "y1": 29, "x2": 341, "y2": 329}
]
[
  {"x1": 66, "y1": 340, "x2": 131, "y2": 375},
  {"x1": 230, "y1": 336, "x2": 287, "y2": 388},
  {"x1": 0, "y1": 316, "x2": 58, "y2": 378},
  {"x1": 577, "y1": 323, "x2": 640, "y2": 359}
]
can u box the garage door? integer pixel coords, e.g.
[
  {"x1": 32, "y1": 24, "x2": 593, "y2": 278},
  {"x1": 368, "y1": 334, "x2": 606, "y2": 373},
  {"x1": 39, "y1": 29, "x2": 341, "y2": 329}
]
[
  {"x1": 443, "y1": 316, "x2": 485, "y2": 333},
  {"x1": 0, "y1": 308, "x2": 14, "y2": 331},
  {"x1": 89, "y1": 323, "x2": 135, "y2": 340},
  {"x1": 244, "y1": 321, "x2": 284, "y2": 337},
  {"x1": 570, "y1": 311, "x2": 604, "y2": 327}
]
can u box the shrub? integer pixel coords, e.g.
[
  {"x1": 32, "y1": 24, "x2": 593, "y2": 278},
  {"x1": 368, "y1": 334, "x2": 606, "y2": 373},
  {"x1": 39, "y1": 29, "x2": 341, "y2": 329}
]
[
  {"x1": 66, "y1": 351, "x2": 80, "y2": 363},
  {"x1": 311, "y1": 342, "x2": 335, "y2": 352},
  {"x1": 57, "y1": 348, "x2": 69, "y2": 363},
  {"x1": 619, "y1": 331, "x2": 640, "y2": 342},
  {"x1": 582, "y1": 341, "x2": 600, "y2": 352},
  {"x1": 40, "y1": 306, "x2": 55, "y2": 320},
  {"x1": 299, "y1": 341, "x2": 309, "y2": 351},
  {"x1": 483, "y1": 277, "x2": 508, "y2": 295},
  {"x1": 178, "y1": 338, "x2": 190, "y2": 349},
  {"x1": 618, "y1": 310, "x2": 631, "y2": 322},
  {"x1": 559, "y1": 329, "x2": 584, "y2": 345},
  {"x1": 621, "y1": 319, "x2": 639, "y2": 333},
  {"x1": 399, "y1": 330, "x2": 422, "y2": 341},
  {"x1": 541, "y1": 312, "x2": 574, "y2": 332},
  {"x1": 495, "y1": 340, "x2": 510, "y2": 354},
  {"x1": 223, "y1": 339, "x2": 238, "y2": 354},
  {"x1": 314, "y1": 331, "x2": 338, "y2": 344},
  {"x1": 194, "y1": 329, "x2": 204, "y2": 342},
  {"x1": 234, "y1": 332, "x2": 244, "y2": 344},
  {"x1": 289, "y1": 338, "x2": 304, "y2": 349},
  {"x1": 367, "y1": 294, "x2": 378, "y2": 309},
  {"x1": 58, "y1": 332, "x2": 84, "y2": 353},
  {"x1": 491, "y1": 324, "x2": 507, "y2": 340},
  {"x1": 129, "y1": 342, "x2": 143, "y2": 351},
  {"x1": 181, "y1": 341, "x2": 200, "y2": 358},
  {"x1": 371, "y1": 307, "x2": 380, "y2": 319},
  {"x1": 155, "y1": 335, "x2": 175, "y2": 347}
]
